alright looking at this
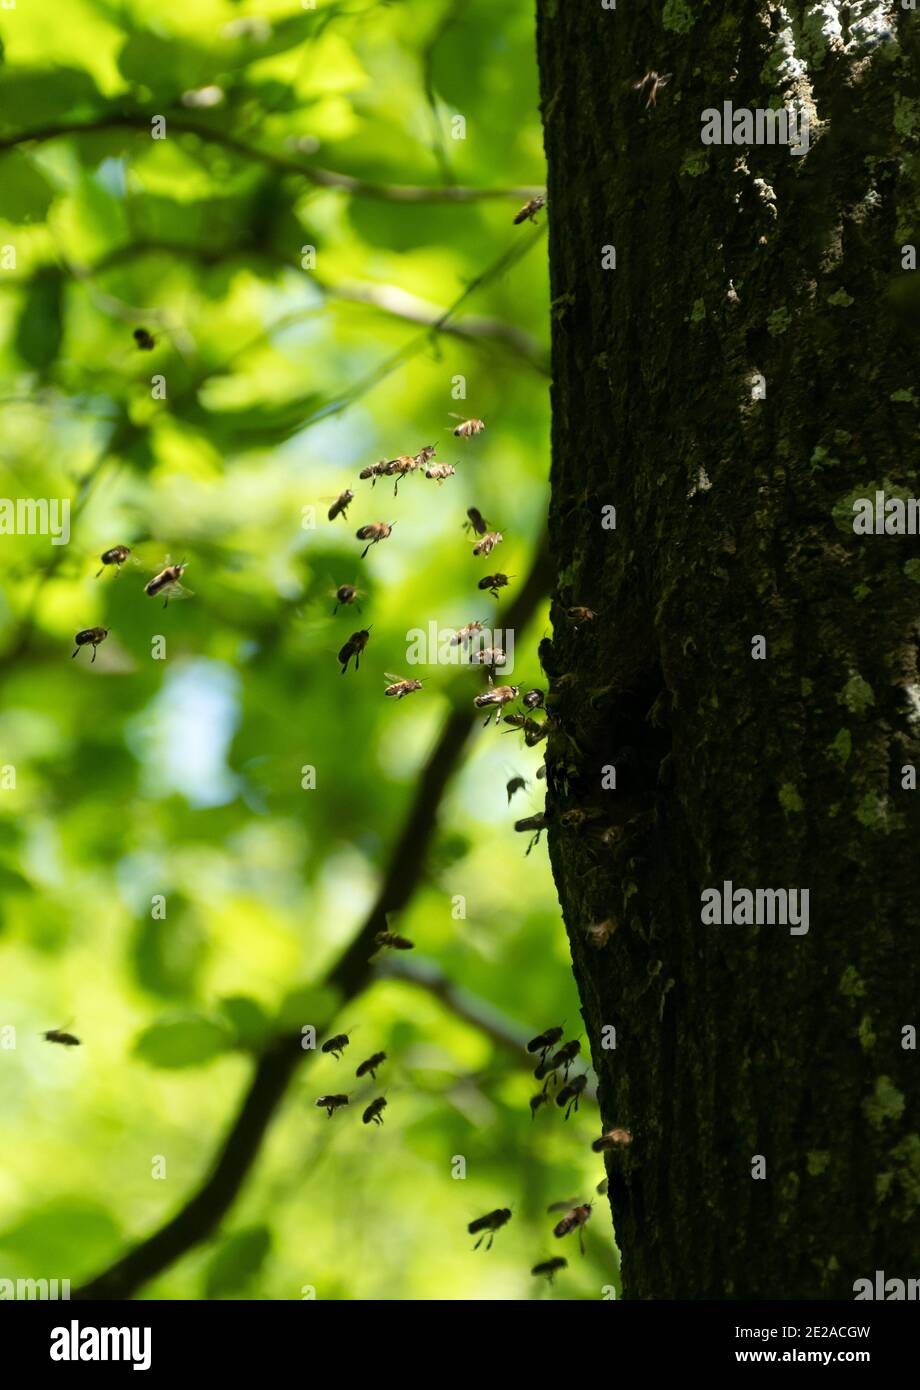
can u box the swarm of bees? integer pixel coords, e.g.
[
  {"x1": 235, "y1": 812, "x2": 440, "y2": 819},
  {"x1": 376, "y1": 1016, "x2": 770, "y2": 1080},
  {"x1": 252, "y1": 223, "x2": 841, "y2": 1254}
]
[
  {"x1": 72, "y1": 545, "x2": 195, "y2": 666},
  {"x1": 316, "y1": 1028, "x2": 391, "y2": 1128}
]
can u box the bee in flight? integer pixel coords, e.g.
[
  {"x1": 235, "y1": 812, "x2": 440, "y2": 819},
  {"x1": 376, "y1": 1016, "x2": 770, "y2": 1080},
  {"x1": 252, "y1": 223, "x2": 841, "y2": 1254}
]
[
  {"x1": 470, "y1": 646, "x2": 506, "y2": 669},
  {"x1": 463, "y1": 507, "x2": 489, "y2": 536},
  {"x1": 451, "y1": 620, "x2": 485, "y2": 649},
  {"x1": 359, "y1": 461, "x2": 389, "y2": 486},
  {"x1": 450, "y1": 416, "x2": 485, "y2": 438},
  {"x1": 468, "y1": 1208, "x2": 511, "y2": 1250},
  {"x1": 532, "y1": 1257, "x2": 567, "y2": 1284},
  {"x1": 96, "y1": 545, "x2": 132, "y2": 577},
  {"x1": 327, "y1": 489, "x2": 354, "y2": 522},
  {"x1": 529, "y1": 1091, "x2": 552, "y2": 1119},
  {"x1": 515, "y1": 812, "x2": 546, "y2": 855},
  {"x1": 356, "y1": 522, "x2": 395, "y2": 559},
  {"x1": 333, "y1": 583, "x2": 362, "y2": 614},
  {"x1": 473, "y1": 530, "x2": 503, "y2": 558},
  {"x1": 523, "y1": 689, "x2": 545, "y2": 710},
  {"x1": 355, "y1": 1051, "x2": 386, "y2": 1080},
  {"x1": 425, "y1": 463, "x2": 455, "y2": 483},
  {"x1": 474, "y1": 679, "x2": 519, "y2": 727},
  {"x1": 478, "y1": 573, "x2": 512, "y2": 599},
  {"x1": 145, "y1": 561, "x2": 189, "y2": 609},
  {"x1": 633, "y1": 70, "x2": 671, "y2": 108},
  {"x1": 506, "y1": 774, "x2": 529, "y2": 803},
  {"x1": 556, "y1": 1073, "x2": 588, "y2": 1120},
  {"x1": 553, "y1": 1203, "x2": 592, "y2": 1255},
  {"x1": 384, "y1": 454, "x2": 420, "y2": 494},
  {"x1": 321, "y1": 1032, "x2": 352, "y2": 1059},
  {"x1": 513, "y1": 193, "x2": 546, "y2": 225},
  {"x1": 374, "y1": 930, "x2": 414, "y2": 951},
  {"x1": 42, "y1": 1021, "x2": 80, "y2": 1047},
  {"x1": 315, "y1": 1094, "x2": 349, "y2": 1117},
  {"x1": 384, "y1": 674, "x2": 423, "y2": 700},
  {"x1": 339, "y1": 628, "x2": 371, "y2": 673},
  {"x1": 133, "y1": 327, "x2": 155, "y2": 350},
  {"x1": 72, "y1": 627, "x2": 108, "y2": 663},
  {"x1": 363, "y1": 1097, "x2": 387, "y2": 1126},
  {"x1": 527, "y1": 1025, "x2": 564, "y2": 1059},
  {"x1": 548, "y1": 1039, "x2": 581, "y2": 1081}
]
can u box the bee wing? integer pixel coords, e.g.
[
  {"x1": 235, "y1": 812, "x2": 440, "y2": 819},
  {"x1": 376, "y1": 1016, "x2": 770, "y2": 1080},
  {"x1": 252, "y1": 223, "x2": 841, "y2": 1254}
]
[
  {"x1": 383, "y1": 673, "x2": 403, "y2": 683},
  {"x1": 167, "y1": 582, "x2": 194, "y2": 601}
]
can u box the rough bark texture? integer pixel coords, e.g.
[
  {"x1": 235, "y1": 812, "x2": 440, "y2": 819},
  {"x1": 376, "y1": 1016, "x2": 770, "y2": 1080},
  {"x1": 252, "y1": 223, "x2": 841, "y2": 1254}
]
[{"x1": 536, "y1": 1, "x2": 920, "y2": 1299}]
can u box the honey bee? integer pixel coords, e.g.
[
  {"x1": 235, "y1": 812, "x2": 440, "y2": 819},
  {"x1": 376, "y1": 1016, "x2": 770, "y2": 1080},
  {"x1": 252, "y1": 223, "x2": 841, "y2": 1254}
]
[
  {"x1": 359, "y1": 461, "x2": 389, "y2": 486},
  {"x1": 470, "y1": 646, "x2": 506, "y2": 668},
  {"x1": 549, "y1": 1039, "x2": 581, "y2": 1080},
  {"x1": 145, "y1": 561, "x2": 189, "y2": 609},
  {"x1": 96, "y1": 545, "x2": 131, "y2": 577},
  {"x1": 506, "y1": 774, "x2": 529, "y2": 803},
  {"x1": 515, "y1": 812, "x2": 546, "y2": 855},
  {"x1": 592, "y1": 1128, "x2": 633, "y2": 1152},
  {"x1": 532, "y1": 1257, "x2": 567, "y2": 1284},
  {"x1": 633, "y1": 70, "x2": 671, "y2": 108},
  {"x1": 425, "y1": 463, "x2": 456, "y2": 483},
  {"x1": 567, "y1": 606, "x2": 597, "y2": 627},
  {"x1": 133, "y1": 326, "x2": 155, "y2": 350},
  {"x1": 327, "y1": 489, "x2": 354, "y2": 522},
  {"x1": 355, "y1": 1051, "x2": 386, "y2": 1080},
  {"x1": 463, "y1": 507, "x2": 489, "y2": 536},
  {"x1": 474, "y1": 678, "x2": 519, "y2": 726},
  {"x1": 450, "y1": 620, "x2": 485, "y2": 648},
  {"x1": 503, "y1": 715, "x2": 546, "y2": 745},
  {"x1": 384, "y1": 674, "x2": 423, "y2": 699},
  {"x1": 315, "y1": 1093, "x2": 349, "y2": 1117},
  {"x1": 530, "y1": 1091, "x2": 552, "y2": 1119},
  {"x1": 546, "y1": 1198, "x2": 581, "y2": 1214},
  {"x1": 468, "y1": 1208, "x2": 511, "y2": 1250},
  {"x1": 556, "y1": 1073, "x2": 587, "y2": 1119},
  {"x1": 333, "y1": 583, "x2": 361, "y2": 614},
  {"x1": 523, "y1": 689, "x2": 545, "y2": 710},
  {"x1": 513, "y1": 193, "x2": 546, "y2": 225},
  {"x1": 472, "y1": 530, "x2": 503, "y2": 557},
  {"x1": 527, "y1": 1025, "x2": 564, "y2": 1058},
  {"x1": 363, "y1": 1096, "x2": 387, "y2": 1126},
  {"x1": 478, "y1": 573, "x2": 511, "y2": 599},
  {"x1": 339, "y1": 628, "x2": 371, "y2": 673},
  {"x1": 553, "y1": 1203, "x2": 593, "y2": 1254},
  {"x1": 356, "y1": 522, "x2": 395, "y2": 559},
  {"x1": 450, "y1": 416, "x2": 485, "y2": 438},
  {"x1": 374, "y1": 930, "x2": 414, "y2": 950},
  {"x1": 414, "y1": 444, "x2": 438, "y2": 466},
  {"x1": 71, "y1": 627, "x2": 108, "y2": 663},
  {"x1": 536, "y1": 763, "x2": 546, "y2": 780},
  {"x1": 384, "y1": 454, "x2": 420, "y2": 494},
  {"x1": 42, "y1": 1021, "x2": 80, "y2": 1046},
  {"x1": 321, "y1": 1032, "x2": 352, "y2": 1058}
]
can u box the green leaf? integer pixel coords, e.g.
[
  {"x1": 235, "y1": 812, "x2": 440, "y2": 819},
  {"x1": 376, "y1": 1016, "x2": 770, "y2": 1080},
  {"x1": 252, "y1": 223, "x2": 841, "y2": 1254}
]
[
  {"x1": 133, "y1": 1014, "x2": 233, "y2": 1069},
  {"x1": 14, "y1": 268, "x2": 63, "y2": 371},
  {"x1": 0, "y1": 151, "x2": 54, "y2": 224},
  {"x1": 219, "y1": 995, "x2": 273, "y2": 1049},
  {"x1": 204, "y1": 1226, "x2": 272, "y2": 1298}
]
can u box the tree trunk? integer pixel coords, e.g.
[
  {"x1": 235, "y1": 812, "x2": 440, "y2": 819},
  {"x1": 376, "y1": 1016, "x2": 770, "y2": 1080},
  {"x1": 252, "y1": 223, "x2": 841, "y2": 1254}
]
[{"x1": 536, "y1": 1, "x2": 920, "y2": 1300}]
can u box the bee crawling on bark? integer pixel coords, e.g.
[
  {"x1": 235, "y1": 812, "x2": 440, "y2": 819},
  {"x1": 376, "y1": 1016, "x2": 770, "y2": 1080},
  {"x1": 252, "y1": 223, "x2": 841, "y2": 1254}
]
[
  {"x1": 96, "y1": 545, "x2": 132, "y2": 577},
  {"x1": 522, "y1": 688, "x2": 545, "y2": 710},
  {"x1": 339, "y1": 628, "x2": 371, "y2": 673},
  {"x1": 632, "y1": 70, "x2": 671, "y2": 108},
  {"x1": 356, "y1": 522, "x2": 395, "y2": 559},
  {"x1": 553, "y1": 1203, "x2": 593, "y2": 1255},
  {"x1": 478, "y1": 573, "x2": 512, "y2": 599},
  {"x1": 527, "y1": 1025, "x2": 564, "y2": 1059},
  {"x1": 355, "y1": 1051, "x2": 386, "y2": 1080},
  {"x1": 468, "y1": 1208, "x2": 512, "y2": 1250},
  {"x1": 363, "y1": 1096, "x2": 387, "y2": 1126},
  {"x1": 72, "y1": 627, "x2": 109, "y2": 663},
  {"x1": 384, "y1": 673, "x2": 423, "y2": 699},
  {"x1": 42, "y1": 1021, "x2": 80, "y2": 1046},
  {"x1": 321, "y1": 1032, "x2": 353, "y2": 1059},
  {"x1": 327, "y1": 489, "x2": 354, "y2": 522},
  {"x1": 145, "y1": 560, "x2": 190, "y2": 609},
  {"x1": 472, "y1": 530, "x2": 503, "y2": 558},
  {"x1": 515, "y1": 812, "x2": 546, "y2": 855},
  {"x1": 513, "y1": 193, "x2": 546, "y2": 225},
  {"x1": 566, "y1": 606, "x2": 597, "y2": 630},
  {"x1": 315, "y1": 1094, "x2": 349, "y2": 1117},
  {"x1": 532, "y1": 1256, "x2": 567, "y2": 1284},
  {"x1": 133, "y1": 326, "x2": 155, "y2": 350},
  {"x1": 463, "y1": 507, "x2": 489, "y2": 536},
  {"x1": 450, "y1": 415, "x2": 485, "y2": 438},
  {"x1": 556, "y1": 1073, "x2": 588, "y2": 1119},
  {"x1": 592, "y1": 1127, "x2": 633, "y2": 1152},
  {"x1": 474, "y1": 678, "x2": 519, "y2": 726}
]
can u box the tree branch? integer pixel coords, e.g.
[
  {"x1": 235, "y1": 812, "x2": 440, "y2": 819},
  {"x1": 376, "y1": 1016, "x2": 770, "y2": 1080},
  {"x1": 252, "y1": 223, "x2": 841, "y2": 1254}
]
[{"x1": 73, "y1": 540, "x2": 551, "y2": 1300}]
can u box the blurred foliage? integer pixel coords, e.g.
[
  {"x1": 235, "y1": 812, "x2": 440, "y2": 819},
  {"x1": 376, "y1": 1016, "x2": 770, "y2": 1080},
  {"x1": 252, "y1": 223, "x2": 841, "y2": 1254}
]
[{"x1": 0, "y1": 0, "x2": 618, "y2": 1300}]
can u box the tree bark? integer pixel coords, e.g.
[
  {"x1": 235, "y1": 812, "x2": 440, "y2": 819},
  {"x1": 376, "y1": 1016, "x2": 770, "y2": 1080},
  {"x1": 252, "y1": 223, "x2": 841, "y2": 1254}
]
[{"x1": 536, "y1": 1, "x2": 920, "y2": 1299}]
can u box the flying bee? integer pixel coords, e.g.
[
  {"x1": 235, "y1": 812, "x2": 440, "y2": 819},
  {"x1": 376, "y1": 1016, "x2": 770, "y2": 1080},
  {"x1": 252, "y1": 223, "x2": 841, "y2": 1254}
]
[
  {"x1": 384, "y1": 454, "x2": 420, "y2": 494},
  {"x1": 145, "y1": 561, "x2": 189, "y2": 609},
  {"x1": 374, "y1": 930, "x2": 414, "y2": 951},
  {"x1": 549, "y1": 1038, "x2": 581, "y2": 1081},
  {"x1": 556, "y1": 1073, "x2": 588, "y2": 1120},
  {"x1": 515, "y1": 812, "x2": 546, "y2": 855},
  {"x1": 71, "y1": 627, "x2": 109, "y2": 663},
  {"x1": 384, "y1": 674, "x2": 423, "y2": 699},
  {"x1": 321, "y1": 1032, "x2": 352, "y2": 1059},
  {"x1": 315, "y1": 1094, "x2": 349, "y2": 1117},
  {"x1": 359, "y1": 461, "x2": 389, "y2": 486},
  {"x1": 506, "y1": 774, "x2": 529, "y2": 803},
  {"x1": 633, "y1": 70, "x2": 671, "y2": 108},
  {"x1": 450, "y1": 415, "x2": 485, "y2": 438},
  {"x1": 425, "y1": 462, "x2": 456, "y2": 483},
  {"x1": 42, "y1": 1021, "x2": 80, "y2": 1047},
  {"x1": 327, "y1": 489, "x2": 354, "y2": 522},
  {"x1": 546, "y1": 1198, "x2": 581, "y2": 1214},
  {"x1": 468, "y1": 1208, "x2": 512, "y2": 1251},
  {"x1": 363, "y1": 1096, "x2": 387, "y2": 1126},
  {"x1": 333, "y1": 583, "x2": 361, "y2": 614},
  {"x1": 339, "y1": 628, "x2": 371, "y2": 673},
  {"x1": 592, "y1": 1127, "x2": 633, "y2": 1152},
  {"x1": 513, "y1": 193, "x2": 546, "y2": 225},
  {"x1": 470, "y1": 646, "x2": 506, "y2": 668},
  {"x1": 473, "y1": 530, "x2": 503, "y2": 558},
  {"x1": 133, "y1": 326, "x2": 155, "y2": 350},
  {"x1": 530, "y1": 1091, "x2": 552, "y2": 1119},
  {"x1": 450, "y1": 620, "x2": 485, "y2": 648},
  {"x1": 355, "y1": 1051, "x2": 386, "y2": 1080},
  {"x1": 96, "y1": 545, "x2": 131, "y2": 577},
  {"x1": 553, "y1": 1203, "x2": 593, "y2": 1254},
  {"x1": 532, "y1": 1256, "x2": 567, "y2": 1284},
  {"x1": 523, "y1": 688, "x2": 545, "y2": 710},
  {"x1": 474, "y1": 679, "x2": 520, "y2": 726},
  {"x1": 356, "y1": 522, "x2": 395, "y2": 559},
  {"x1": 478, "y1": 573, "x2": 512, "y2": 599},
  {"x1": 463, "y1": 507, "x2": 489, "y2": 536},
  {"x1": 527, "y1": 1025, "x2": 564, "y2": 1058}
]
